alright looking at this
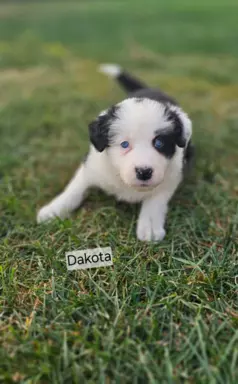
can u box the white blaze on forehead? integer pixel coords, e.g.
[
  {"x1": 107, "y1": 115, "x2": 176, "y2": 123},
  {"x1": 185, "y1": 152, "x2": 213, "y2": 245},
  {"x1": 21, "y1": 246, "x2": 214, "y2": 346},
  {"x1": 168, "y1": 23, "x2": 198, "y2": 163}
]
[
  {"x1": 110, "y1": 98, "x2": 171, "y2": 140},
  {"x1": 120, "y1": 98, "x2": 166, "y2": 125}
]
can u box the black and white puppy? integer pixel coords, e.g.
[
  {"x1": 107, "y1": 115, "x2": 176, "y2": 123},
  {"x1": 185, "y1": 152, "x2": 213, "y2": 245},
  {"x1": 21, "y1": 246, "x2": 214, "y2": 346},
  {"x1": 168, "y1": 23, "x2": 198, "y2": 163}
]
[{"x1": 37, "y1": 64, "x2": 193, "y2": 241}]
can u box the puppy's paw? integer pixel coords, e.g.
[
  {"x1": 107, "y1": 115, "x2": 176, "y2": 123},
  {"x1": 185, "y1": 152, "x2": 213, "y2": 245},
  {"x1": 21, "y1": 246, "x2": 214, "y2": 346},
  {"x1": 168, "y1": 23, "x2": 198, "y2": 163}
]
[
  {"x1": 37, "y1": 204, "x2": 68, "y2": 223},
  {"x1": 152, "y1": 227, "x2": 166, "y2": 242},
  {"x1": 136, "y1": 219, "x2": 166, "y2": 242}
]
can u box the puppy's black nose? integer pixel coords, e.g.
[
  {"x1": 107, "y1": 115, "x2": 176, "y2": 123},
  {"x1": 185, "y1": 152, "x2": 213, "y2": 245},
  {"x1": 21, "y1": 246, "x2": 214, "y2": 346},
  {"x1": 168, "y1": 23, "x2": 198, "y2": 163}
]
[{"x1": 135, "y1": 167, "x2": 153, "y2": 181}]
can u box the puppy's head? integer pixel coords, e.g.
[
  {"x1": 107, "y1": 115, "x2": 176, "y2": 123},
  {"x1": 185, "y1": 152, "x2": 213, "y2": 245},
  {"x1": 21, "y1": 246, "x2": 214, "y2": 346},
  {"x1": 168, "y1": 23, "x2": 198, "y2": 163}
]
[{"x1": 89, "y1": 98, "x2": 192, "y2": 189}]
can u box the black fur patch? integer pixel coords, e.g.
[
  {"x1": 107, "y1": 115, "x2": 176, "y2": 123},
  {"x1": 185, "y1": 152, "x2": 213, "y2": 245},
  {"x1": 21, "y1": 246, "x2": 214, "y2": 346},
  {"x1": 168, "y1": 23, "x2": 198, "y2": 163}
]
[
  {"x1": 183, "y1": 140, "x2": 195, "y2": 172},
  {"x1": 129, "y1": 88, "x2": 178, "y2": 106},
  {"x1": 153, "y1": 107, "x2": 186, "y2": 158},
  {"x1": 88, "y1": 106, "x2": 118, "y2": 152},
  {"x1": 152, "y1": 131, "x2": 178, "y2": 159},
  {"x1": 117, "y1": 71, "x2": 147, "y2": 93},
  {"x1": 116, "y1": 69, "x2": 178, "y2": 105},
  {"x1": 164, "y1": 107, "x2": 186, "y2": 148}
]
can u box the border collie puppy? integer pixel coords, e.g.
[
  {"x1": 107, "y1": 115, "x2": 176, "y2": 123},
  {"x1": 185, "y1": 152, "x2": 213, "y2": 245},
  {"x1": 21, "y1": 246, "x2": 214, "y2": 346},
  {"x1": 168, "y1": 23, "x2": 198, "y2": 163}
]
[{"x1": 37, "y1": 65, "x2": 193, "y2": 241}]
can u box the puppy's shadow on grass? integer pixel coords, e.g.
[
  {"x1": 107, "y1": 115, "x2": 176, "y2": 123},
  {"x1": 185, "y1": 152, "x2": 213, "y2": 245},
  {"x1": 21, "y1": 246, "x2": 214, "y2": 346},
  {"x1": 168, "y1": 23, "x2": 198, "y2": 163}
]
[
  {"x1": 71, "y1": 188, "x2": 140, "y2": 248},
  {"x1": 81, "y1": 188, "x2": 138, "y2": 219}
]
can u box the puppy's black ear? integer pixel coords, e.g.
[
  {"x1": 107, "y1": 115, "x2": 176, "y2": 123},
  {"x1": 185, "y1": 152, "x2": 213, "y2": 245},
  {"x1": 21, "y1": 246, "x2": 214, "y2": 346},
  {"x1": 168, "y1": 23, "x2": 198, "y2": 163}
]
[
  {"x1": 88, "y1": 115, "x2": 108, "y2": 152},
  {"x1": 88, "y1": 106, "x2": 118, "y2": 152},
  {"x1": 165, "y1": 107, "x2": 192, "y2": 148},
  {"x1": 173, "y1": 113, "x2": 186, "y2": 148}
]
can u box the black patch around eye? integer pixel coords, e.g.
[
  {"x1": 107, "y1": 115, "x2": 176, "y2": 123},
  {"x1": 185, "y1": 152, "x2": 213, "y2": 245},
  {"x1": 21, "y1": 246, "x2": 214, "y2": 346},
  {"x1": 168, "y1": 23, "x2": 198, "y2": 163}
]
[{"x1": 152, "y1": 132, "x2": 177, "y2": 158}]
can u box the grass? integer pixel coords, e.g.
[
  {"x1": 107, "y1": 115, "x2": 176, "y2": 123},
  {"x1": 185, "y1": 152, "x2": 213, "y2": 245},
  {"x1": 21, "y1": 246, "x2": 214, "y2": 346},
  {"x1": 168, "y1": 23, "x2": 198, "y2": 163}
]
[{"x1": 0, "y1": 0, "x2": 237, "y2": 383}]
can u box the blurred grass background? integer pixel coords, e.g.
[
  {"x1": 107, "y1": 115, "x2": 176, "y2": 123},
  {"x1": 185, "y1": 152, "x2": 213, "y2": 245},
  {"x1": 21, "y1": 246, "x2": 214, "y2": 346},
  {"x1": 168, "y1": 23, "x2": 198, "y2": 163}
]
[
  {"x1": 0, "y1": 1, "x2": 237, "y2": 383},
  {"x1": 1, "y1": 0, "x2": 238, "y2": 61}
]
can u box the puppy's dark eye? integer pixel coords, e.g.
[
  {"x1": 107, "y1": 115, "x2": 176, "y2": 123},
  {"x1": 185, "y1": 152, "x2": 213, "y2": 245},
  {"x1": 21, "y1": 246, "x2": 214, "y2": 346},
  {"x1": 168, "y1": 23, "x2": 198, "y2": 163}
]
[
  {"x1": 121, "y1": 141, "x2": 129, "y2": 149},
  {"x1": 154, "y1": 138, "x2": 164, "y2": 150}
]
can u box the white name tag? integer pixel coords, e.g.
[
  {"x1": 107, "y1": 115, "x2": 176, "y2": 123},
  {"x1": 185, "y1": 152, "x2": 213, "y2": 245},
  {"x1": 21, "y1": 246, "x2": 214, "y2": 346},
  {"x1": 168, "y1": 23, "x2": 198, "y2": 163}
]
[{"x1": 65, "y1": 247, "x2": 113, "y2": 271}]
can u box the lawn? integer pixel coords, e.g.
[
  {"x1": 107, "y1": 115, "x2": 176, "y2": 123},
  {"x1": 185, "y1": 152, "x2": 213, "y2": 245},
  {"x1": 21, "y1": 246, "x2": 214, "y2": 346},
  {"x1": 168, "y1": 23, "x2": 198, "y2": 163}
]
[{"x1": 0, "y1": 0, "x2": 237, "y2": 383}]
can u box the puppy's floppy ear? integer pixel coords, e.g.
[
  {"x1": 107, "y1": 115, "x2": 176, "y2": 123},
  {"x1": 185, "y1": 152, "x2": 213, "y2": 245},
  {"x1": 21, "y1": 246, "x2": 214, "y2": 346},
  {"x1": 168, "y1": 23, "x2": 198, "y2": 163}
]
[
  {"x1": 88, "y1": 106, "x2": 118, "y2": 152},
  {"x1": 166, "y1": 106, "x2": 192, "y2": 148},
  {"x1": 88, "y1": 115, "x2": 108, "y2": 152}
]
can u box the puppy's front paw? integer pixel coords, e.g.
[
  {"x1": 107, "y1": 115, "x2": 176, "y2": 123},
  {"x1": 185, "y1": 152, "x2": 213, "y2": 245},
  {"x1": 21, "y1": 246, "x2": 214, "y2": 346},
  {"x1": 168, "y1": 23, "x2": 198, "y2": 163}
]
[
  {"x1": 37, "y1": 203, "x2": 68, "y2": 223},
  {"x1": 136, "y1": 219, "x2": 166, "y2": 242}
]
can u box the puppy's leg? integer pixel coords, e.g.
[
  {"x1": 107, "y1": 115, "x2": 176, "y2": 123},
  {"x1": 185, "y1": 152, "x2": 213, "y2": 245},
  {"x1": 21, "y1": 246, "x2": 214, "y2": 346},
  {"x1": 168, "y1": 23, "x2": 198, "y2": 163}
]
[
  {"x1": 37, "y1": 164, "x2": 90, "y2": 223},
  {"x1": 136, "y1": 194, "x2": 169, "y2": 242}
]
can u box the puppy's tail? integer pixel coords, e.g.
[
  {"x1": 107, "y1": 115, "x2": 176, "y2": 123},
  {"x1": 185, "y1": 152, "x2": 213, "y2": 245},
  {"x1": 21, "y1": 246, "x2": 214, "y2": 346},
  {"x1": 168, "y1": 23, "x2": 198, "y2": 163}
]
[{"x1": 98, "y1": 63, "x2": 147, "y2": 94}]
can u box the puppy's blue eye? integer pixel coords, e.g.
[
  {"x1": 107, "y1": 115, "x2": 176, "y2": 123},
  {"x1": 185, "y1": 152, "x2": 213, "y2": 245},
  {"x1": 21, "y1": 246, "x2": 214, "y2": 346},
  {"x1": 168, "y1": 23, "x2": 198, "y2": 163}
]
[
  {"x1": 154, "y1": 138, "x2": 164, "y2": 149},
  {"x1": 121, "y1": 141, "x2": 129, "y2": 149}
]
